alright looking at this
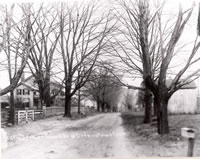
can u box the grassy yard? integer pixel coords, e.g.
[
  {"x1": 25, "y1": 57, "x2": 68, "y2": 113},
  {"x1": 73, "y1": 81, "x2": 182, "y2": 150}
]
[{"x1": 120, "y1": 112, "x2": 200, "y2": 157}]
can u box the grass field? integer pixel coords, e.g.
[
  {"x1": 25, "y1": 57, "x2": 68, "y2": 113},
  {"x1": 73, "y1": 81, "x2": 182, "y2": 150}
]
[{"x1": 120, "y1": 112, "x2": 200, "y2": 157}]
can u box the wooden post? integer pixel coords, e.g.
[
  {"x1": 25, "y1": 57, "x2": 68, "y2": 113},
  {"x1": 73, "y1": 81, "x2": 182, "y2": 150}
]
[
  {"x1": 187, "y1": 137, "x2": 195, "y2": 157},
  {"x1": 18, "y1": 111, "x2": 20, "y2": 124},
  {"x1": 181, "y1": 127, "x2": 196, "y2": 157},
  {"x1": 43, "y1": 106, "x2": 46, "y2": 117},
  {"x1": 25, "y1": 108, "x2": 28, "y2": 123},
  {"x1": 32, "y1": 110, "x2": 34, "y2": 121},
  {"x1": 25, "y1": 111, "x2": 28, "y2": 123}
]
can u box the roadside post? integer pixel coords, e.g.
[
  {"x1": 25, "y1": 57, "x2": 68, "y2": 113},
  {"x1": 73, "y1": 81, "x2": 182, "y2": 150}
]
[
  {"x1": 181, "y1": 127, "x2": 196, "y2": 157},
  {"x1": 25, "y1": 107, "x2": 29, "y2": 123},
  {"x1": 42, "y1": 106, "x2": 46, "y2": 117}
]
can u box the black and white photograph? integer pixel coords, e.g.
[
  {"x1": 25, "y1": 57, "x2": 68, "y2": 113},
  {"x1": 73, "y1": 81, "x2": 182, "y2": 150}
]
[{"x1": 1, "y1": 0, "x2": 200, "y2": 158}]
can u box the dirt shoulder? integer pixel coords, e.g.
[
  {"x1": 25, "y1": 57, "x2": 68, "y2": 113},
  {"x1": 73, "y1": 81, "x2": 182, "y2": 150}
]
[{"x1": 120, "y1": 112, "x2": 200, "y2": 157}]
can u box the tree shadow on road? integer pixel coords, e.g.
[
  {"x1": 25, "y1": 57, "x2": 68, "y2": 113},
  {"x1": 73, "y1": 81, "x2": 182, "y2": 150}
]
[
  {"x1": 120, "y1": 112, "x2": 145, "y2": 137},
  {"x1": 120, "y1": 112, "x2": 186, "y2": 143},
  {"x1": 119, "y1": 112, "x2": 153, "y2": 147},
  {"x1": 120, "y1": 112, "x2": 144, "y2": 128}
]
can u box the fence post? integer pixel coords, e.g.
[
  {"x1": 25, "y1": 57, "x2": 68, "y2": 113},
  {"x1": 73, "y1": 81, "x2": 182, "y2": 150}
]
[
  {"x1": 18, "y1": 111, "x2": 20, "y2": 124},
  {"x1": 181, "y1": 127, "x2": 196, "y2": 157},
  {"x1": 187, "y1": 137, "x2": 195, "y2": 157},
  {"x1": 43, "y1": 106, "x2": 46, "y2": 117},
  {"x1": 31, "y1": 110, "x2": 34, "y2": 121},
  {"x1": 25, "y1": 108, "x2": 28, "y2": 123}
]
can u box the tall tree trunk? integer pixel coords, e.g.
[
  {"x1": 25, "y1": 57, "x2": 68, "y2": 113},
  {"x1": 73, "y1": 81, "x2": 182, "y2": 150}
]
[
  {"x1": 8, "y1": 90, "x2": 15, "y2": 125},
  {"x1": 101, "y1": 102, "x2": 105, "y2": 112},
  {"x1": 77, "y1": 68, "x2": 81, "y2": 114},
  {"x1": 143, "y1": 89, "x2": 152, "y2": 123},
  {"x1": 154, "y1": 91, "x2": 170, "y2": 134},
  {"x1": 97, "y1": 100, "x2": 100, "y2": 112},
  {"x1": 107, "y1": 104, "x2": 111, "y2": 112},
  {"x1": 153, "y1": 96, "x2": 157, "y2": 116},
  {"x1": 44, "y1": 69, "x2": 51, "y2": 107},
  {"x1": 77, "y1": 88, "x2": 81, "y2": 114},
  {"x1": 64, "y1": 86, "x2": 72, "y2": 117},
  {"x1": 38, "y1": 81, "x2": 44, "y2": 109},
  {"x1": 44, "y1": 75, "x2": 51, "y2": 107},
  {"x1": 78, "y1": 89, "x2": 81, "y2": 114},
  {"x1": 64, "y1": 96, "x2": 72, "y2": 117},
  {"x1": 45, "y1": 85, "x2": 51, "y2": 107}
]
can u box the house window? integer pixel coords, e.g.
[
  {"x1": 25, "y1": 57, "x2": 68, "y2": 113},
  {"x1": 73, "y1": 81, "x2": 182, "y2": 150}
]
[
  {"x1": 17, "y1": 89, "x2": 22, "y2": 95},
  {"x1": 34, "y1": 91, "x2": 36, "y2": 95},
  {"x1": 23, "y1": 89, "x2": 30, "y2": 95},
  {"x1": 27, "y1": 90, "x2": 30, "y2": 95}
]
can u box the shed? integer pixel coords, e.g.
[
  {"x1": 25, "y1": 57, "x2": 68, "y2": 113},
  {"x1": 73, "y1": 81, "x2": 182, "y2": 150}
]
[{"x1": 168, "y1": 80, "x2": 198, "y2": 114}]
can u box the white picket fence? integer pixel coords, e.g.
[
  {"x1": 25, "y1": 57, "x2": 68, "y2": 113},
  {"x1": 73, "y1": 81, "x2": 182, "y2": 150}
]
[
  {"x1": 16, "y1": 106, "x2": 85, "y2": 124},
  {"x1": 45, "y1": 106, "x2": 64, "y2": 117},
  {"x1": 44, "y1": 106, "x2": 85, "y2": 117}
]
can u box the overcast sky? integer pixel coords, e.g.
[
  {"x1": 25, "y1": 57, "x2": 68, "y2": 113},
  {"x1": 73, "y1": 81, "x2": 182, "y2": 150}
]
[{"x1": 0, "y1": 0, "x2": 200, "y2": 89}]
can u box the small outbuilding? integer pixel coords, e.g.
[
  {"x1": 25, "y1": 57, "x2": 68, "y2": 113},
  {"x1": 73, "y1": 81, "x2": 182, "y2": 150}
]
[{"x1": 168, "y1": 81, "x2": 199, "y2": 114}]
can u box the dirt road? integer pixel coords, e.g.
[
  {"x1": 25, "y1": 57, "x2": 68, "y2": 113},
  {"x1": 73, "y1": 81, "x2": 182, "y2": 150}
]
[{"x1": 2, "y1": 113, "x2": 145, "y2": 159}]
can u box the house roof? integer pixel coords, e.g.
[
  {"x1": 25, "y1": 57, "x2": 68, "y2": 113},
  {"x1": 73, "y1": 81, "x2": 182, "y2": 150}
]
[
  {"x1": 20, "y1": 82, "x2": 38, "y2": 91},
  {"x1": 17, "y1": 74, "x2": 64, "y2": 91},
  {"x1": 17, "y1": 75, "x2": 34, "y2": 87},
  {"x1": 16, "y1": 75, "x2": 38, "y2": 91},
  {"x1": 22, "y1": 75, "x2": 34, "y2": 83}
]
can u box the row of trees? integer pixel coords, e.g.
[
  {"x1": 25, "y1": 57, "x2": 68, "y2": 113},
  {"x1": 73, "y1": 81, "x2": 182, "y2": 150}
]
[
  {"x1": 1, "y1": 0, "x2": 200, "y2": 134},
  {"x1": 0, "y1": 1, "x2": 116, "y2": 123},
  {"x1": 83, "y1": 62, "x2": 122, "y2": 112},
  {"x1": 111, "y1": 0, "x2": 200, "y2": 134}
]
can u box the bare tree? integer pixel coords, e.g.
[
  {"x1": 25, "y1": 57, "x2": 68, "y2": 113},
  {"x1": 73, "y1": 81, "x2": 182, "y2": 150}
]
[
  {"x1": 112, "y1": 0, "x2": 161, "y2": 123},
  {"x1": 59, "y1": 1, "x2": 115, "y2": 117},
  {"x1": 0, "y1": 4, "x2": 32, "y2": 124},
  {"x1": 146, "y1": 4, "x2": 200, "y2": 134},
  {"x1": 27, "y1": 4, "x2": 61, "y2": 107},
  {"x1": 84, "y1": 61, "x2": 122, "y2": 112},
  {"x1": 114, "y1": 0, "x2": 200, "y2": 134},
  {"x1": 83, "y1": 67, "x2": 103, "y2": 111},
  {"x1": 122, "y1": 89, "x2": 137, "y2": 111},
  {"x1": 0, "y1": 4, "x2": 32, "y2": 96}
]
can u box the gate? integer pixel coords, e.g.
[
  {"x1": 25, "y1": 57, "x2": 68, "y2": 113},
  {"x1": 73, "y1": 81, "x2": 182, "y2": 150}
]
[{"x1": 16, "y1": 110, "x2": 34, "y2": 124}]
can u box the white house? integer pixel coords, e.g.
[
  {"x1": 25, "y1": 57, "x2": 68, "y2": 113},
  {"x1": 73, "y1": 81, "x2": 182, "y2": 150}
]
[
  {"x1": 1, "y1": 76, "x2": 40, "y2": 109},
  {"x1": 168, "y1": 81, "x2": 199, "y2": 114},
  {"x1": 14, "y1": 76, "x2": 39, "y2": 108},
  {"x1": 1, "y1": 75, "x2": 65, "y2": 109}
]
